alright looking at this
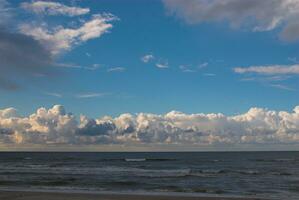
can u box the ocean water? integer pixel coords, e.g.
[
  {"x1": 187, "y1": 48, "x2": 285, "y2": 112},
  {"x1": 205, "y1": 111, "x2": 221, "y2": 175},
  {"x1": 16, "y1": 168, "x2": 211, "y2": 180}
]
[{"x1": 0, "y1": 152, "x2": 298, "y2": 199}]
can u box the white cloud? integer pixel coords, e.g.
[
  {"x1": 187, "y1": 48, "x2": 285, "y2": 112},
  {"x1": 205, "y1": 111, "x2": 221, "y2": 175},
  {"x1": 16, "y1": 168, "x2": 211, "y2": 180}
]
[
  {"x1": 234, "y1": 65, "x2": 299, "y2": 75},
  {"x1": 198, "y1": 62, "x2": 208, "y2": 69},
  {"x1": 21, "y1": 1, "x2": 90, "y2": 16},
  {"x1": 163, "y1": 0, "x2": 299, "y2": 41},
  {"x1": 43, "y1": 92, "x2": 62, "y2": 98},
  {"x1": 268, "y1": 84, "x2": 296, "y2": 91},
  {"x1": 75, "y1": 93, "x2": 109, "y2": 98},
  {"x1": 203, "y1": 73, "x2": 216, "y2": 77},
  {"x1": 179, "y1": 65, "x2": 196, "y2": 73},
  {"x1": 141, "y1": 54, "x2": 154, "y2": 63},
  {"x1": 156, "y1": 60, "x2": 169, "y2": 68},
  {"x1": 85, "y1": 64, "x2": 101, "y2": 70},
  {"x1": 107, "y1": 67, "x2": 126, "y2": 72},
  {"x1": 19, "y1": 14, "x2": 117, "y2": 55},
  {"x1": 1, "y1": 105, "x2": 299, "y2": 147},
  {"x1": 288, "y1": 57, "x2": 299, "y2": 63}
]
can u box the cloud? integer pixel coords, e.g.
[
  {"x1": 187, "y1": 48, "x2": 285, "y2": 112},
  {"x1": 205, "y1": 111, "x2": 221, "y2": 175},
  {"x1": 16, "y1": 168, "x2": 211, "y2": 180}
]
[
  {"x1": 1, "y1": 105, "x2": 299, "y2": 147},
  {"x1": 141, "y1": 54, "x2": 154, "y2": 63},
  {"x1": 179, "y1": 62, "x2": 209, "y2": 72},
  {"x1": 179, "y1": 65, "x2": 196, "y2": 73},
  {"x1": 0, "y1": 0, "x2": 53, "y2": 90},
  {"x1": 75, "y1": 93, "x2": 110, "y2": 98},
  {"x1": 43, "y1": 92, "x2": 62, "y2": 98},
  {"x1": 156, "y1": 60, "x2": 169, "y2": 68},
  {"x1": 0, "y1": 31, "x2": 53, "y2": 90},
  {"x1": 19, "y1": 14, "x2": 117, "y2": 55},
  {"x1": 268, "y1": 84, "x2": 296, "y2": 91},
  {"x1": 107, "y1": 67, "x2": 126, "y2": 72},
  {"x1": 21, "y1": 1, "x2": 90, "y2": 16},
  {"x1": 234, "y1": 64, "x2": 297, "y2": 91},
  {"x1": 203, "y1": 73, "x2": 216, "y2": 77},
  {"x1": 234, "y1": 65, "x2": 299, "y2": 75},
  {"x1": 85, "y1": 64, "x2": 101, "y2": 70},
  {"x1": 0, "y1": 0, "x2": 11, "y2": 25},
  {"x1": 0, "y1": 1, "x2": 118, "y2": 89},
  {"x1": 198, "y1": 62, "x2": 208, "y2": 69},
  {"x1": 163, "y1": 0, "x2": 299, "y2": 41},
  {"x1": 288, "y1": 57, "x2": 299, "y2": 63}
]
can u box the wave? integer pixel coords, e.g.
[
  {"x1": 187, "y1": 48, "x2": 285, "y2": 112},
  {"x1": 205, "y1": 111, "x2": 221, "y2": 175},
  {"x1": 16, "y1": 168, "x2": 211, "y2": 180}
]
[
  {"x1": 251, "y1": 158, "x2": 298, "y2": 162},
  {"x1": 125, "y1": 158, "x2": 146, "y2": 162},
  {"x1": 0, "y1": 164, "x2": 293, "y2": 178},
  {"x1": 124, "y1": 158, "x2": 176, "y2": 162}
]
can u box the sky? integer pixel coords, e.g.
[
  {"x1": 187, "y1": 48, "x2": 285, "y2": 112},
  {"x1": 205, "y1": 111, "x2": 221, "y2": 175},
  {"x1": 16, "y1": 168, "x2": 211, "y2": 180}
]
[{"x1": 0, "y1": 0, "x2": 299, "y2": 151}]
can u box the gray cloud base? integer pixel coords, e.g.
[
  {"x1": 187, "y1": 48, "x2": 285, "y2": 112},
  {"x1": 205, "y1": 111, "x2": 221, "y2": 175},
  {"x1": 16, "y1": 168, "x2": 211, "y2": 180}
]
[
  {"x1": 163, "y1": 0, "x2": 299, "y2": 41},
  {"x1": 0, "y1": 30, "x2": 53, "y2": 90},
  {"x1": 0, "y1": 105, "x2": 299, "y2": 147}
]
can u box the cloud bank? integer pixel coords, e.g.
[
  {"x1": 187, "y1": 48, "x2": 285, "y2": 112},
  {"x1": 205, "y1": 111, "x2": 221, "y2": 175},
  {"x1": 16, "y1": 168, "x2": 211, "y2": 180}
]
[
  {"x1": 163, "y1": 0, "x2": 299, "y2": 41},
  {"x1": 1, "y1": 105, "x2": 299, "y2": 147}
]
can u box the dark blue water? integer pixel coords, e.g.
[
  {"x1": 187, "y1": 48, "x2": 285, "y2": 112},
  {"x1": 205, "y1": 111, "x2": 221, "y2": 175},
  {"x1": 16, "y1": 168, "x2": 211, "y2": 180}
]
[{"x1": 0, "y1": 152, "x2": 298, "y2": 199}]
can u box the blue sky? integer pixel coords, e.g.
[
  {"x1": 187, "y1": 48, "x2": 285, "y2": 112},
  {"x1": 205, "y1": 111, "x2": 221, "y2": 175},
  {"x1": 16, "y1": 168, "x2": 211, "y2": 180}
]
[
  {"x1": 1, "y1": 0, "x2": 298, "y2": 118},
  {"x1": 1, "y1": 0, "x2": 299, "y2": 150}
]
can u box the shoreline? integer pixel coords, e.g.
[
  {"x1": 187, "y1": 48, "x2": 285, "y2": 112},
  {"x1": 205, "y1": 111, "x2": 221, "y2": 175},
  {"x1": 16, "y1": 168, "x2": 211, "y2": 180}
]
[{"x1": 0, "y1": 188, "x2": 268, "y2": 200}]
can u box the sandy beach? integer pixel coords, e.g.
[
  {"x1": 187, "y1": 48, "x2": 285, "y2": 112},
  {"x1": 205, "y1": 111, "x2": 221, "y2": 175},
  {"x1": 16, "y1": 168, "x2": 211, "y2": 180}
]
[{"x1": 0, "y1": 190, "x2": 267, "y2": 200}]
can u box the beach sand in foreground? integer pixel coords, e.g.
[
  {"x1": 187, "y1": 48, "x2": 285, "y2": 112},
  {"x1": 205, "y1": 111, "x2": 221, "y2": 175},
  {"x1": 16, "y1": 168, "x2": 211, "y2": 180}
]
[{"x1": 0, "y1": 191, "x2": 267, "y2": 200}]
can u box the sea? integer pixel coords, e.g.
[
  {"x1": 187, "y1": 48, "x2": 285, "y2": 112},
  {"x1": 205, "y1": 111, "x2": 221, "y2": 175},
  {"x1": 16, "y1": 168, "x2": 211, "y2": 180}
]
[{"x1": 0, "y1": 151, "x2": 298, "y2": 199}]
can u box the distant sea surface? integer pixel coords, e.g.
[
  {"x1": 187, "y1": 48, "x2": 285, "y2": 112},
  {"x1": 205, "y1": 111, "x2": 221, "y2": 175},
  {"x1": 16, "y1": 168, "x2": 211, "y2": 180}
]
[{"x1": 0, "y1": 151, "x2": 298, "y2": 199}]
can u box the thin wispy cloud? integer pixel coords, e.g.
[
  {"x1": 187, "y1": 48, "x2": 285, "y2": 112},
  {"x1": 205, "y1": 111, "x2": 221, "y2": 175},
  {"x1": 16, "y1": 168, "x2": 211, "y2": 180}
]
[
  {"x1": 234, "y1": 64, "x2": 297, "y2": 91},
  {"x1": 179, "y1": 65, "x2": 196, "y2": 73},
  {"x1": 268, "y1": 84, "x2": 296, "y2": 91},
  {"x1": 107, "y1": 67, "x2": 126, "y2": 72},
  {"x1": 55, "y1": 63, "x2": 82, "y2": 69},
  {"x1": 75, "y1": 93, "x2": 110, "y2": 98},
  {"x1": 288, "y1": 57, "x2": 299, "y2": 64},
  {"x1": 234, "y1": 65, "x2": 299, "y2": 75},
  {"x1": 85, "y1": 64, "x2": 101, "y2": 70},
  {"x1": 43, "y1": 92, "x2": 63, "y2": 98},
  {"x1": 203, "y1": 73, "x2": 216, "y2": 77},
  {"x1": 156, "y1": 60, "x2": 169, "y2": 69},
  {"x1": 198, "y1": 62, "x2": 209, "y2": 69},
  {"x1": 179, "y1": 62, "x2": 209, "y2": 73}
]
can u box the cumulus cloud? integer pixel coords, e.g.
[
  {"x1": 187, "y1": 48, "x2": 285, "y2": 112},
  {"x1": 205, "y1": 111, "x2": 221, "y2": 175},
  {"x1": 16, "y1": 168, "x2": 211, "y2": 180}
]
[
  {"x1": 163, "y1": 0, "x2": 299, "y2": 41},
  {"x1": 19, "y1": 14, "x2": 117, "y2": 55},
  {"x1": 1, "y1": 105, "x2": 299, "y2": 146},
  {"x1": 234, "y1": 65, "x2": 299, "y2": 75},
  {"x1": 21, "y1": 1, "x2": 90, "y2": 16}
]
